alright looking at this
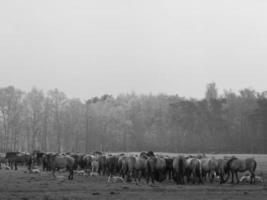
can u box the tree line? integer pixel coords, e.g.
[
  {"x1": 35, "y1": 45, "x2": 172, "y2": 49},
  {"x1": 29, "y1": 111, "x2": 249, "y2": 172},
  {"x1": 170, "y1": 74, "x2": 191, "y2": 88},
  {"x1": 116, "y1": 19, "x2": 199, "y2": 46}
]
[{"x1": 0, "y1": 83, "x2": 266, "y2": 154}]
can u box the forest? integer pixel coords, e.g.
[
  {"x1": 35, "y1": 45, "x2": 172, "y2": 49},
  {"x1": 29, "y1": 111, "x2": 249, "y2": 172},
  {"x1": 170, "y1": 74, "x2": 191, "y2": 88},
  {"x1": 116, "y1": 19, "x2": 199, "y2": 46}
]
[{"x1": 0, "y1": 83, "x2": 266, "y2": 154}]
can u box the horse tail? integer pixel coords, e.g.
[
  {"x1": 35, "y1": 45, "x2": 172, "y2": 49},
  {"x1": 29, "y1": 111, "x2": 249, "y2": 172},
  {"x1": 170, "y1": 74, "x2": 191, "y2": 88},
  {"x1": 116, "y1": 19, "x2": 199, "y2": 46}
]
[
  {"x1": 179, "y1": 157, "x2": 184, "y2": 175},
  {"x1": 253, "y1": 159, "x2": 257, "y2": 172},
  {"x1": 147, "y1": 160, "x2": 151, "y2": 174},
  {"x1": 198, "y1": 160, "x2": 202, "y2": 177}
]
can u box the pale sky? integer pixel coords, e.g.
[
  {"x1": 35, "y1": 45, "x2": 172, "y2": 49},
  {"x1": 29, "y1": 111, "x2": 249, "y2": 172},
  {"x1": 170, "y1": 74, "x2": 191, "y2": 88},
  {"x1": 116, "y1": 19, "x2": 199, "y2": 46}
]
[{"x1": 1, "y1": 0, "x2": 267, "y2": 100}]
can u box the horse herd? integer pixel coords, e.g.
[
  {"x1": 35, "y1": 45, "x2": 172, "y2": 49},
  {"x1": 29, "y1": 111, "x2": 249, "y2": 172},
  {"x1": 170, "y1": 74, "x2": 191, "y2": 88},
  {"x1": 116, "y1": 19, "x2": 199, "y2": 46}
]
[{"x1": 0, "y1": 151, "x2": 259, "y2": 185}]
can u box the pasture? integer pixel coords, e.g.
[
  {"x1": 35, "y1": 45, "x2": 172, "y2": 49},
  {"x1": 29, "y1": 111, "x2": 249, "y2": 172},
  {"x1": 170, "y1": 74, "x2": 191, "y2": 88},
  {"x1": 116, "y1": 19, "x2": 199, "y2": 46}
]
[{"x1": 1, "y1": 153, "x2": 267, "y2": 200}]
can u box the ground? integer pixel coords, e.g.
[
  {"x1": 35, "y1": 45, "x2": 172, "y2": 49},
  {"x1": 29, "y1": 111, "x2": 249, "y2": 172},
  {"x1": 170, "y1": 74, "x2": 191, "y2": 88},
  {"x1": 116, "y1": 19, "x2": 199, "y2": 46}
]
[{"x1": 0, "y1": 154, "x2": 267, "y2": 200}]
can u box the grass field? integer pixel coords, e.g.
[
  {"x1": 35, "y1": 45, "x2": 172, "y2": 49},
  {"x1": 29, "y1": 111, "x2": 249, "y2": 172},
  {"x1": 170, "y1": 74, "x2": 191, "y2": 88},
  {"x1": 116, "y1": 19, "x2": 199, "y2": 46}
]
[{"x1": 0, "y1": 154, "x2": 267, "y2": 200}]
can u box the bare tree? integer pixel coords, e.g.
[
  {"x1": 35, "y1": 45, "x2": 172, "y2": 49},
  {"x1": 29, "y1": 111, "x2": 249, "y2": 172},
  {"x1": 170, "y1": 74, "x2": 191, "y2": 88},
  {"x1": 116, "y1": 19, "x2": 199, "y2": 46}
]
[{"x1": 48, "y1": 89, "x2": 66, "y2": 152}]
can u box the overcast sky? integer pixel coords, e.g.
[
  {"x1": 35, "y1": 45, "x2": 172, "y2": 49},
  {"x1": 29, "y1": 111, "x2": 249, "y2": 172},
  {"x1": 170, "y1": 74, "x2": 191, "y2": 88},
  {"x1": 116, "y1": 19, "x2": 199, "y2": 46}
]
[{"x1": 1, "y1": 0, "x2": 267, "y2": 100}]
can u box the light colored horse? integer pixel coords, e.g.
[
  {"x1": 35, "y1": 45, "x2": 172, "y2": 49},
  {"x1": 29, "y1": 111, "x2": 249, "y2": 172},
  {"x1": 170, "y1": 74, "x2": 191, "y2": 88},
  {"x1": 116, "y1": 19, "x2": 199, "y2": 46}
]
[
  {"x1": 91, "y1": 156, "x2": 99, "y2": 173},
  {"x1": 146, "y1": 156, "x2": 166, "y2": 184},
  {"x1": 134, "y1": 155, "x2": 147, "y2": 183}
]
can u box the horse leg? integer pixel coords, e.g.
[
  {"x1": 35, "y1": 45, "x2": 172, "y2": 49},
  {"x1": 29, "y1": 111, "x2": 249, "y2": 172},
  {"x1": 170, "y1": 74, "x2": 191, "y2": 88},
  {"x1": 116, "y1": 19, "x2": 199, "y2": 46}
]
[
  {"x1": 202, "y1": 170, "x2": 207, "y2": 181},
  {"x1": 250, "y1": 170, "x2": 255, "y2": 184},
  {"x1": 133, "y1": 169, "x2": 138, "y2": 184},
  {"x1": 139, "y1": 170, "x2": 142, "y2": 183},
  {"x1": 186, "y1": 172, "x2": 191, "y2": 184},
  {"x1": 52, "y1": 169, "x2": 56, "y2": 179},
  {"x1": 231, "y1": 171, "x2": 234, "y2": 184},
  {"x1": 199, "y1": 173, "x2": 203, "y2": 184},
  {"x1": 209, "y1": 171, "x2": 214, "y2": 183},
  {"x1": 181, "y1": 172, "x2": 185, "y2": 184},
  {"x1": 146, "y1": 169, "x2": 151, "y2": 184},
  {"x1": 220, "y1": 173, "x2": 223, "y2": 184},
  {"x1": 70, "y1": 169, "x2": 74, "y2": 180},
  {"x1": 235, "y1": 171, "x2": 239, "y2": 184},
  {"x1": 223, "y1": 171, "x2": 230, "y2": 184},
  {"x1": 146, "y1": 173, "x2": 150, "y2": 184},
  {"x1": 193, "y1": 174, "x2": 196, "y2": 184},
  {"x1": 176, "y1": 172, "x2": 180, "y2": 184},
  {"x1": 68, "y1": 170, "x2": 71, "y2": 180},
  {"x1": 151, "y1": 172, "x2": 155, "y2": 184}
]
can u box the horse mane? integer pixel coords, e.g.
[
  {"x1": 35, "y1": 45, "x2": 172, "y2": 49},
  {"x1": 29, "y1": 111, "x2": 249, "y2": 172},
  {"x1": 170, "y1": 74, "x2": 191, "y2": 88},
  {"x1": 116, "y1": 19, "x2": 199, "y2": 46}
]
[
  {"x1": 226, "y1": 156, "x2": 238, "y2": 170},
  {"x1": 140, "y1": 152, "x2": 148, "y2": 159},
  {"x1": 147, "y1": 151, "x2": 155, "y2": 157},
  {"x1": 185, "y1": 155, "x2": 194, "y2": 159}
]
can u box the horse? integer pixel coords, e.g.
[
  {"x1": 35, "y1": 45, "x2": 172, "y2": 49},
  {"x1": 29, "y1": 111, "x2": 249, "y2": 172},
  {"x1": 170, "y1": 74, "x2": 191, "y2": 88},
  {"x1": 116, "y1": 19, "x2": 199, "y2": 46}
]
[
  {"x1": 32, "y1": 150, "x2": 45, "y2": 166},
  {"x1": 185, "y1": 156, "x2": 202, "y2": 184},
  {"x1": 106, "y1": 155, "x2": 119, "y2": 176},
  {"x1": 146, "y1": 154, "x2": 166, "y2": 184},
  {"x1": 118, "y1": 155, "x2": 128, "y2": 179},
  {"x1": 201, "y1": 157, "x2": 219, "y2": 183},
  {"x1": 5, "y1": 152, "x2": 31, "y2": 170},
  {"x1": 217, "y1": 158, "x2": 228, "y2": 184},
  {"x1": 91, "y1": 156, "x2": 100, "y2": 174},
  {"x1": 125, "y1": 156, "x2": 136, "y2": 182},
  {"x1": 208, "y1": 157, "x2": 219, "y2": 183},
  {"x1": 82, "y1": 154, "x2": 93, "y2": 172},
  {"x1": 134, "y1": 154, "x2": 147, "y2": 183},
  {"x1": 68, "y1": 153, "x2": 82, "y2": 170},
  {"x1": 97, "y1": 155, "x2": 107, "y2": 175},
  {"x1": 42, "y1": 152, "x2": 55, "y2": 171},
  {"x1": 51, "y1": 155, "x2": 75, "y2": 180},
  {"x1": 172, "y1": 155, "x2": 186, "y2": 184},
  {"x1": 224, "y1": 157, "x2": 257, "y2": 184},
  {"x1": 165, "y1": 156, "x2": 174, "y2": 181},
  {"x1": 0, "y1": 153, "x2": 6, "y2": 169}
]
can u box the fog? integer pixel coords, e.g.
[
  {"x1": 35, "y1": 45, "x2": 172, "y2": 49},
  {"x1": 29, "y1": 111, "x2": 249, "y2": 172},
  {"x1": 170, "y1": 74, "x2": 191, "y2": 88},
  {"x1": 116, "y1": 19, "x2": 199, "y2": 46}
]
[{"x1": 1, "y1": 0, "x2": 267, "y2": 99}]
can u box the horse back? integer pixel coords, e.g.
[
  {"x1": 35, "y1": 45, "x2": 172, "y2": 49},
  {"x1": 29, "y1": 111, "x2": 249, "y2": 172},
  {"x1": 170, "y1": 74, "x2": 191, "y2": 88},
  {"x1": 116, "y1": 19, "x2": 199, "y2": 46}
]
[
  {"x1": 156, "y1": 157, "x2": 166, "y2": 171},
  {"x1": 53, "y1": 155, "x2": 74, "y2": 169},
  {"x1": 208, "y1": 158, "x2": 219, "y2": 171},
  {"x1": 245, "y1": 158, "x2": 257, "y2": 172},
  {"x1": 126, "y1": 156, "x2": 136, "y2": 171},
  {"x1": 173, "y1": 155, "x2": 185, "y2": 173},
  {"x1": 135, "y1": 156, "x2": 147, "y2": 170}
]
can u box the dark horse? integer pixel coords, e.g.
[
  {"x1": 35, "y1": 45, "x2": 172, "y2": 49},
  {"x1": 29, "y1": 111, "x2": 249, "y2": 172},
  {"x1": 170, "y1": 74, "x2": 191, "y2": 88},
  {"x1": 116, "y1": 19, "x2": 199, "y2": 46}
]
[
  {"x1": 224, "y1": 157, "x2": 257, "y2": 184},
  {"x1": 5, "y1": 152, "x2": 31, "y2": 170},
  {"x1": 50, "y1": 155, "x2": 75, "y2": 180},
  {"x1": 146, "y1": 152, "x2": 166, "y2": 184},
  {"x1": 173, "y1": 155, "x2": 186, "y2": 184},
  {"x1": 32, "y1": 150, "x2": 45, "y2": 166}
]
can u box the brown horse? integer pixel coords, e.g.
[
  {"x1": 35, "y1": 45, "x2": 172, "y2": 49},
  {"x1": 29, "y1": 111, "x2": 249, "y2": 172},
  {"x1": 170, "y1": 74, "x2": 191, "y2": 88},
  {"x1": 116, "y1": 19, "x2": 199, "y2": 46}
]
[
  {"x1": 106, "y1": 155, "x2": 120, "y2": 176},
  {"x1": 173, "y1": 155, "x2": 186, "y2": 184},
  {"x1": 217, "y1": 158, "x2": 228, "y2": 184},
  {"x1": 119, "y1": 155, "x2": 136, "y2": 182},
  {"x1": 118, "y1": 155, "x2": 127, "y2": 179},
  {"x1": 201, "y1": 157, "x2": 219, "y2": 183},
  {"x1": 185, "y1": 157, "x2": 202, "y2": 184},
  {"x1": 82, "y1": 154, "x2": 93, "y2": 172},
  {"x1": 146, "y1": 155, "x2": 166, "y2": 184},
  {"x1": 165, "y1": 156, "x2": 174, "y2": 181},
  {"x1": 224, "y1": 157, "x2": 257, "y2": 184},
  {"x1": 51, "y1": 155, "x2": 75, "y2": 180},
  {"x1": 126, "y1": 156, "x2": 136, "y2": 182}
]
